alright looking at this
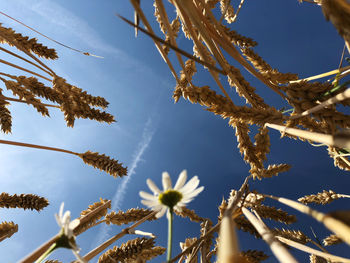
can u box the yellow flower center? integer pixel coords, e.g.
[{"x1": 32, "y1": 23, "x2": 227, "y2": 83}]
[{"x1": 158, "y1": 189, "x2": 183, "y2": 208}]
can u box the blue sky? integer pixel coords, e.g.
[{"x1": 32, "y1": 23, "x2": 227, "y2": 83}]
[{"x1": 0, "y1": 1, "x2": 350, "y2": 262}]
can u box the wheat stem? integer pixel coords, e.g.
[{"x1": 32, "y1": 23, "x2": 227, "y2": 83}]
[
  {"x1": 0, "y1": 59, "x2": 51, "y2": 81},
  {"x1": 265, "y1": 123, "x2": 350, "y2": 149},
  {"x1": 0, "y1": 95, "x2": 59, "y2": 108},
  {"x1": 0, "y1": 139, "x2": 77, "y2": 155},
  {"x1": 80, "y1": 210, "x2": 157, "y2": 261},
  {"x1": 276, "y1": 236, "x2": 350, "y2": 263},
  {"x1": 129, "y1": 0, "x2": 181, "y2": 84},
  {"x1": 242, "y1": 207, "x2": 298, "y2": 263},
  {"x1": 117, "y1": 14, "x2": 225, "y2": 75},
  {"x1": 291, "y1": 88, "x2": 350, "y2": 119},
  {"x1": 0, "y1": 47, "x2": 53, "y2": 76}
]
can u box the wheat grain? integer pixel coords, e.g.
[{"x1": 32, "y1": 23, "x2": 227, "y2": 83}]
[
  {"x1": 0, "y1": 221, "x2": 18, "y2": 242},
  {"x1": 241, "y1": 250, "x2": 269, "y2": 263},
  {"x1": 0, "y1": 23, "x2": 57, "y2": 59},
  {"x1": 0, "y1": 94, "x2": 11, "y2": 133},
  {"x1": 0, "y1": 192, "x2": 49, "y2": 211},
  {"x1": 174, "y1": 206, "x2": 206, "y2": 222},
  {"x1": 105, "y1": 208, "x2": 156, "y2": 225},
  {"x1": 78, "y1": 151, "x2": 127, "y2": 178},
  {"x1": 323, "y1": 234, "x2": 342, "y2": 246},
  {"x1": 98, "y1": 237, "x2": 155, "y2": 263}
]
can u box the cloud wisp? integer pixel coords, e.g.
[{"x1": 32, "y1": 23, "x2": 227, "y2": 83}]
[{"x1": 93, "y1": 116, "x2": 156, "y2": 247}]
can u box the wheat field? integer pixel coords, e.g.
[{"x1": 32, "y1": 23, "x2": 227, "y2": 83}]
[{"x1": 1, "y1": 0, "x2": 350, "y2": 262}]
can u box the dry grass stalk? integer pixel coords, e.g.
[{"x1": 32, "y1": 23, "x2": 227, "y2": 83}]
[
  {"x1": 221, "y1": 25, "x2": 257, "y2": 48},
  {"x1": 273, "y1": 228, "x2": 310, "y2": 244},
  {"x1": 125, "y1": 246, "x2": 166, "y2": 263},
  {"x1": 0, "y1": 73, "x2": 61, "y2": 104},
  {"x1": 80, "y1": 211, "x2": 157, "y2": 262},
  {"x1": 241, "y1": 207, "x2": 298, "y2": 263},
  {"x1": 0, "y1": 93, "x2": 11, "y2": 133},
  {"x1": 241, "y1": 250, "x2": 269, "y2": 263},
  {"x1": 0, "y1": 46, "x2": 52, "y2": 76},
  {"x1": 200, "y1": 220, "x2": 213, "y2": 263},
  {"x1": 277, "y1": 236, "x2": 350, "y2": 263},
  {"x1": 0, "y1": 77, "x2": 49, "y2": 116},
  {"x1": 0, "y1": 23, "x2": 57, "y2": 59},
  {"x1": 253, "y1": 205, "x2": 296, "y2": 224},
  {"x1": 0, "y1": 221, "x2": 18, "y2": 242},
  {"x1": 130, "y1": 0, "x2": 182, "y2": 83},
  {"x1": 220, "y1": 0, "x2": 235, "y2": 23},
  {"x1": 73, "y1": 198, "x2": 111, "y2": 235},
  {"x1": 0, "y1": 139, "x2": 126, "y2": 177},
  {"x1": 174, "y1": 206, "x2": 206, "y2": 222},
  {"x1": 241, "y1": 48, "x2": 297, "y2": 84},
  {"x1": 309, "y1": 254, "x2": 327, "y2": 263},
  {"x1": 78, "y1": 151, "x2": 127, "y2": 178},
  {"x1": 321, "y1": 0, "x2": 350, "y2": 52},
  {"x1": 180, "y1": 237, "x2": 198, "y2": 263},
  {"x1": 254, "y1": 127, "x2": 270, "y2": 162},
  {"x1": 105, "y1": 208, "x2": 156, "y2": 225},
  {"x1": 291, "y1": 88, "x2": 350, "y2": 119},
  {"x1": 0, "y1": 192, "x2": 48, "y2": 211},
  {"x1": 298, "y1": 189, "x2": 350, "y2": 205},
  {"x1": 234, "y1": 215, "x2": 261, "y2": 238},
  {"x1": 266, "y1": 194, "x2": 350, "y2": 245},
  {"x1": 265, "y1": 123, "x2": 350, "y2": 149},
  {"x1": 98, "y1": 237, "x2": 155, "y2": 263},
  {"x1": 250, "y1": 164, "x2": 291, "y2": 180},
  {"x1": 232, "y1": 121, "x2": 262, "y2": 169},
  {"x1": 218, "y1": 209, "x2": 240, "y2": 263},
  {"x1": 43, "y1": 261, "x2": 62, "y2": 263},
  {"x1": 323, "y1": 234, "x2": 343, "y2": 246}
]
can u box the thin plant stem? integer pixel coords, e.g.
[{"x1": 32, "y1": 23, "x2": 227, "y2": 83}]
[
  {"x1": 129, "y1": 0, "x2": 181, "y2": 84},
  {"x1": 0, "y1": 58, "x2": 51, "y2": 82},
  {"x1": 265, "y1": 122, "x2": 350, "y2": 149},
  {"x1": 0, "y1": 139, "x2": 77, "y2": 155},
  {"x1": 19, "y1": 235, "x2": 59, "y2": 263},
  {"x1": 35, "y1": 242, "x2": 57, "y2": 263},
  {"x1": 0, "y1": 28, "x2": 55, "y2": 75},
  {"x1": 21, "y1": 201, "x2": 111, "y2": 262},
  {"x1": 0, "y1": 11, "x2": 102, "y2": 58},
  {"x1": 116, "y1": 14, "x2": 226, "y2": 75},
  {"x1": 276, "y1": 236, "x2": 350, "y2": 263},
  {"x1": 289, "y1": 65, "x2": 350, "y2": 83},
  {"x1": 167, "y1": 209, "x2": 174, "y2": 262},
  {"x1": 169, "y1": 176, "x2": 250, "y2": 263},
  {"x1": 0, "y1": 94, "x2": 59, "y2": 108},
  {"x1": 242, "y1": 207, "x2": 298, "y2": 263},
  {"x1": 79, "y1": 211, "x2": 157, "y2": 262},
  {"x1": 0, "y1": 46, "x2": 53, "y2": 76}
]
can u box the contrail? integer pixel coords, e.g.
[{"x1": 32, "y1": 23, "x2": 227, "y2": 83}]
[{"x1": 94, "y1": 116, "x2": 156, "y2": 247}]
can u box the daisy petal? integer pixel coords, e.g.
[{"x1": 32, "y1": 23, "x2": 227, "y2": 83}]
[
  {"x1": 55, "y1": 214, "x2": 62, "y2": 228},
  {"x1": 174, "y1": 170, "x2": 187, "y2": 190},
  {"x1": 179, "y1": 176, "x2": 200, "y2": 195},
  {"x1": 139, "y1": 191, "x2": 157, "y2": 201},
  {"x1": 146, "y1": 179, "x2": 161, "y2": 194},
  {"x1": 162, "y1": 172, "x2": 172, "y2": 190},
  {"x1": 156, "y1": 207, "x2": 167, "y2": 218},
  {"x1": 183, "y1": 186, "x2": 204, "y2": 199},
  {"x1": 141, "y1": 199, "x2": 159, "y2": 207},
  {"x1": 69, "y1": 219, "x2": 80, "y2": 231},
  {"x1": 59, "y1": 202, "x2": 65, "y2": 220}
]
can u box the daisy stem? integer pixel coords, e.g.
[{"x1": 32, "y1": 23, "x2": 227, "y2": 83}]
[
  {"x1": 35, "y1": 242, "x2": 57, "y2": 263},
  {"x1": 167, "y1": 208, "x2": 174, "y2": 262}
]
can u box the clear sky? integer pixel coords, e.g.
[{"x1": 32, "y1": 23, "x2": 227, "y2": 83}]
[{"x1": 0, "y1": 1, "x2": 350, "y2": 262}]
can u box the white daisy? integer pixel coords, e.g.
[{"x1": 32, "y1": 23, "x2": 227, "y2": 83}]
[
  {"x1": 139, "y1": 170, "x2": 204, "y2": 218},
  {"x1": 55, "y1": 202, "x2": 86, "y2": 263}
]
